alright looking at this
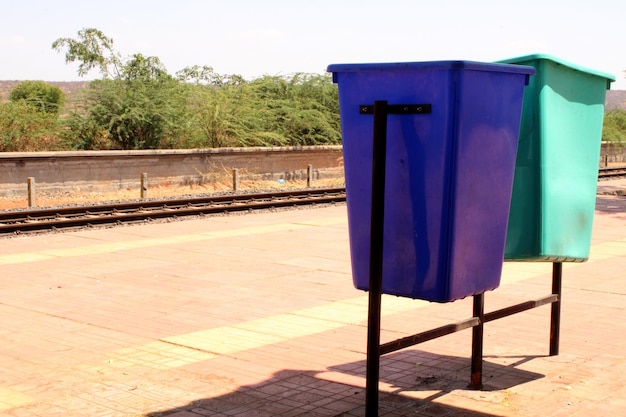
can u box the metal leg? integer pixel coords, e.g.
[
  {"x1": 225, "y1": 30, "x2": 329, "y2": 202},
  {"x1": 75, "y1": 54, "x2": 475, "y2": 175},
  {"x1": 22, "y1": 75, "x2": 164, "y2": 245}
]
[
  {"x1": 365, "y1": 101, "x2": 388, "y2": 417},
  {"x1": 365, "y1": 286, "x2": 382, "y2": 416},
  {"x1": 469, "y1": 293, "x2": 485, "y2": 389},
  {"x1": 550, "y1": 262, "x2": 562, "y2": 356}
]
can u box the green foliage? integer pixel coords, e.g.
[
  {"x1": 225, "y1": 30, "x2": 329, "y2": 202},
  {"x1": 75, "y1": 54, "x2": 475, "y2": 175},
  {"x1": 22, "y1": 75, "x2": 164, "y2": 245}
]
[
  {"x1": 52, "y1": 28, "x2": 121, "y2": 78},
  {"x1": 602, "y1": 110, "x2": 626, "y2": 142},
  {"x1": 56, "y1": 70, "x2": 341, "y2": 150},
  {"x1": 247, "y1": 73, "x2": 341, "y2": 146},
  {"x1": 176, "y1": 65, "x2": 245, "y2": 87},
  {"x1": 6, "y1": 26, "x2": 623, "y2": 153},
  {"x1": 6, "y1": 28, "x2": 341, "y2": 151},
  {"x1": 67, "y1": 74, "x2": 189, "y2": 150},
  {"x1": 54, "y1": 27, "x2": 191, "y2": 150},
  {"x1": 181, "y1": 73, "x2": 340, "y2": 148},
  {"x1": 122, "y1": 54, "x2": 169, "y2": 81},
  {"x1": 9, "y1": 81, "x2": 66, "y2": 115},
  {"x1": 0, "y1": 101, "x2": 63, "y2": 151},
  {"x1": 60, "y1": 107, "x2": 113, "y2": 150}
]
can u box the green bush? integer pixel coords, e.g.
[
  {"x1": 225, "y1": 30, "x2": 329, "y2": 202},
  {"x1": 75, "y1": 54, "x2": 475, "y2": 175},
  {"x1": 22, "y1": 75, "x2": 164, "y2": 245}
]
[
  {"x1": 9, "y1": 80, "x2": 65, "y2": 115},
  {"x1": 602, "y1": 110, "x2": 626, "y2": 143},
  {"x1": 0, "y1": 101, "x2": 63, "y2": 151},
  {"x1": 181, "y1": 73, "x2": 340, "y2": 148},
  {"x1": 51, "y1": 29, "x2": 342, "y2": 150}
]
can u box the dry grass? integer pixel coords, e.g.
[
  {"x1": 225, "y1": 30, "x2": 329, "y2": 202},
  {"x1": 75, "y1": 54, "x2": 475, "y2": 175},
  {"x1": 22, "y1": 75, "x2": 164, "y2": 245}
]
[{"x1": 0, "y1": 177, "x2": 345, "y2": 211}]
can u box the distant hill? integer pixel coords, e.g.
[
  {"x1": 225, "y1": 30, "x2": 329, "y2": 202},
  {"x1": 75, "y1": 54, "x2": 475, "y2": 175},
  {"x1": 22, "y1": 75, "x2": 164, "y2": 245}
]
[
  {"x1": 606, "y1": 90, "x2": 626, "y2": 111},
  {"x1": 2, "y1": 80, "x2": 626, "y2": 112}
]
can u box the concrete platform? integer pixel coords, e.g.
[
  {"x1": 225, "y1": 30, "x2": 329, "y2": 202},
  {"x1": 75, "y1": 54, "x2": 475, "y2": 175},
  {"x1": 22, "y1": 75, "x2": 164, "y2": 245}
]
[{"x1": 0, "y1": 182, "x2": 624, "y2": 416}]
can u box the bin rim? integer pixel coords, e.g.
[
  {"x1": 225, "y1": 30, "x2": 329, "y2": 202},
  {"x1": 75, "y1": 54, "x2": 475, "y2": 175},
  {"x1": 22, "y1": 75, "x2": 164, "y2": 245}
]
[
  {"x1": 326, "y1": 60, "x2": 535, "y2": 76},
  {"x1": 497, "y1": 53, "x2": 616, "y2": 82}
]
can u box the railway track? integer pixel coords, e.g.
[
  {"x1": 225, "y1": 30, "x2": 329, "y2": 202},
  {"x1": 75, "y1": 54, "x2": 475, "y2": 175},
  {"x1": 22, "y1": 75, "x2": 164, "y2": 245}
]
[
  {"x1": 0, "y1": 187, "x2": 346, "y2": 236},
  {"x1": 1, "y1": 165, "x2": 623, "y2": 236},
  {"x1": 599, "y1": 165, "x2": 626, "y2": 178}
]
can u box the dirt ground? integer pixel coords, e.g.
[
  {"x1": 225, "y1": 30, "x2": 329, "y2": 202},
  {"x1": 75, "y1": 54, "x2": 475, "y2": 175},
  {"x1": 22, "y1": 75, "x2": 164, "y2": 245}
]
[{"x1": 0, "y1": 177, "x2": 346, "y2": 211}]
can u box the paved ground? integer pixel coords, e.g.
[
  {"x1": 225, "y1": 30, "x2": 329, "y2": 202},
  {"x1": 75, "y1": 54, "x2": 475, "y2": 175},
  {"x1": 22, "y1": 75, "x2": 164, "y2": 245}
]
[{"x1": 0, "y1": 180, "x2": 624, "y2": 416}]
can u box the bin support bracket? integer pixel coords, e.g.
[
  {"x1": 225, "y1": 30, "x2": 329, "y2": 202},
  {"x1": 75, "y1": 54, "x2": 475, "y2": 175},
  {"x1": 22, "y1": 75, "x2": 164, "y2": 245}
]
[
  {"x1": 360, "y1": 103, "x2": 432, "y2": 115},
  {"x1": 470, "y1": 293, "x2": 485, "y2": 389},
  {"x1": 362, "y1": 98, "x2": 564, "y2": 414},
  {"x1": 365, "y1": 267, "x2": 563, "y2": 407},
  {"x1": 365, "y1": 100, "x2": 388, "y2": 417},
  {"x1": 550, "y1": 262, "x2": 563, "y2": 356}
]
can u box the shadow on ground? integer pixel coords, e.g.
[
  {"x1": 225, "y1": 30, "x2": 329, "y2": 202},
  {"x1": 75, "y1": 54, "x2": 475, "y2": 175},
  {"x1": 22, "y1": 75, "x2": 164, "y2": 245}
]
[
  {"x1": 595, "y1": 194, "x2": 626, "y2": 218},
  {"x1": 146, "y1": 349, "x2": 544, "y2": 416}
]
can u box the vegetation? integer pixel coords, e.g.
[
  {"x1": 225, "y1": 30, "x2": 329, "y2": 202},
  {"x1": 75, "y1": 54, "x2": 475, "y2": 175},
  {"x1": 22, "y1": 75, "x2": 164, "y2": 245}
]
[
  {"x1": 48, "y1": 27, "x2": 339, "y2": 151},
  {"x1": 9, "y1": 80, "x2": 65, "y2": 114},
  {"x1": 1, "y1": 27, "x2": 624, "y2": 152},
  {"x1": 180, "y1": 71, "x2": 340, "y2": 148},
  {"x1": 602, "y1": 110, "x2": 626, "y2": 143},
  {"x1": 0, "y1": 101, "x2": 63, "y2": 151},
  {"x1": 0, "y1": 79, "x2": 66, "y2": 151},
  {"x1": 0, "y1": 28, "x2": 340, "y2": 152}
]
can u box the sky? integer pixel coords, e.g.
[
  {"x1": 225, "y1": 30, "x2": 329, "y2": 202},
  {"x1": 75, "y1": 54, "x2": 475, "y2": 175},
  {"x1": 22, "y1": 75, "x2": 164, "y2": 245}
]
[{"x1": 2, "y1": 0, "x2": 625, "y2": 89}]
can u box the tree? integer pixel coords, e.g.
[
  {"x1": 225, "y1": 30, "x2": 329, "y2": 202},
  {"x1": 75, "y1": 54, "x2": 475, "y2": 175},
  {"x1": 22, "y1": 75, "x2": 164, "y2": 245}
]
[
  {"x1": 9, "y1": 81, "x2": 65, "y2": 115},
  {"x1": 52, "y1": 28, "x2": 121, "y2": 78},
  {"x1": 245, "y1": 74, "x2": 341, "y2": 146},
  {"x1": 82, "y1": 74, "x2": 188, "y2": 150},
  {"x1": 0, "y1": 101, "x2": 63, "y2": 151},
  {"x1": 178, "y1": 73, "x2": 341, "y2": 148},
  {"x1": 54, "y1": 29, "x2": 190, "y2": 150},
  {"x1": 176, "y1": 65, "x2": 245, "y2": 87},
  {"x1": 53, "y1": 28, "x2": 342, "y2": 150},
  {"x1": 602, "y1": 110, "x2": 626, "y2": 142}
]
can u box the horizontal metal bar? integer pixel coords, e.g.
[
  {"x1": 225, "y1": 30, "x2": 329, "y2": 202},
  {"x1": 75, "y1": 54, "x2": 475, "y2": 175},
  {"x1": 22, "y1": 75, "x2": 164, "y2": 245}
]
[
  {"x1": 359, "y1": 104, "x2": 432, "y2": 115},
  {"x1": 378, "y1": 293, "x2": 558, "y2": 357},
  {"x1": 484, "y1": 294, "x2": 559, "y2": 323},
  {"x1": 379, "y1": 317, "x2": 480, "y2": 355}
]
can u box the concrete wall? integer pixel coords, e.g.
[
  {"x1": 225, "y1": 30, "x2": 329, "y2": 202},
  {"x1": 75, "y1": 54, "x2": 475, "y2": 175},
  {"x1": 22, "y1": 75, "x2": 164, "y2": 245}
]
[
  {"x1": 600, "y1": 141, "x2": 626, "y2": 165},
  {"x1": 0, "y1": 146, "x2": 344, "y2": 197},
  {"x1": 1, "y1": 142, "x2": 624, "y2": 197}
]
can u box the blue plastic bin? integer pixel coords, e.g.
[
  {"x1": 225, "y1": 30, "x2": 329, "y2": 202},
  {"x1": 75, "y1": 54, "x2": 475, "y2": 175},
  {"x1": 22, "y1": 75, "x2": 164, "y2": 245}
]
[{"x1": 327, "y1": 61, "x2": 534, "y2": 302}]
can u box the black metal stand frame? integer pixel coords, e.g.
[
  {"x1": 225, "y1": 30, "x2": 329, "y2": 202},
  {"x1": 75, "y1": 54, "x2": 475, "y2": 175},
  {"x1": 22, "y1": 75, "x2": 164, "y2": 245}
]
[{"x1": 364, "y1": 101, "x2": 563, "y2": 416}]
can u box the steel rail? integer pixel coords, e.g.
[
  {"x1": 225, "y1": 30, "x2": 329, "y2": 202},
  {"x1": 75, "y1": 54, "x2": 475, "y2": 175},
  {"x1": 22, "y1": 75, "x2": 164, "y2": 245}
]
[
  {"x1": 0, "y1": 187, "x2": 346, "y2": 235},
  {"x1": 598, "y1": 166, "x2": 626, "y2": 178},
  {"x1": 1, "y1": 164, "x2": 622, "y2": 236}
]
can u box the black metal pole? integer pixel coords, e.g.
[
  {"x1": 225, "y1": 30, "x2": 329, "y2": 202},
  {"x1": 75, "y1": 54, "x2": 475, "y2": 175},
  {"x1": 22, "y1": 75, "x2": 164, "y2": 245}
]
[
  {"x1": 550, "y1": 262, "x2": 562, "y2": 356},
  {"x1": 365, "y1": 100, "x2": 388, "y2": 417},
  {"x1": 469, "y1": 293, "x2": 485, "y2": 389}
]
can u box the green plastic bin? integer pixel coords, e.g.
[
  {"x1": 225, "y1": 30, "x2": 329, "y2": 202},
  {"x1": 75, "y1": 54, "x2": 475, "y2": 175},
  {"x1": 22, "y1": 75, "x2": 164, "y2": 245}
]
[{"x1": 499, "y1": 54, "x2": 615, "y2": 262}]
